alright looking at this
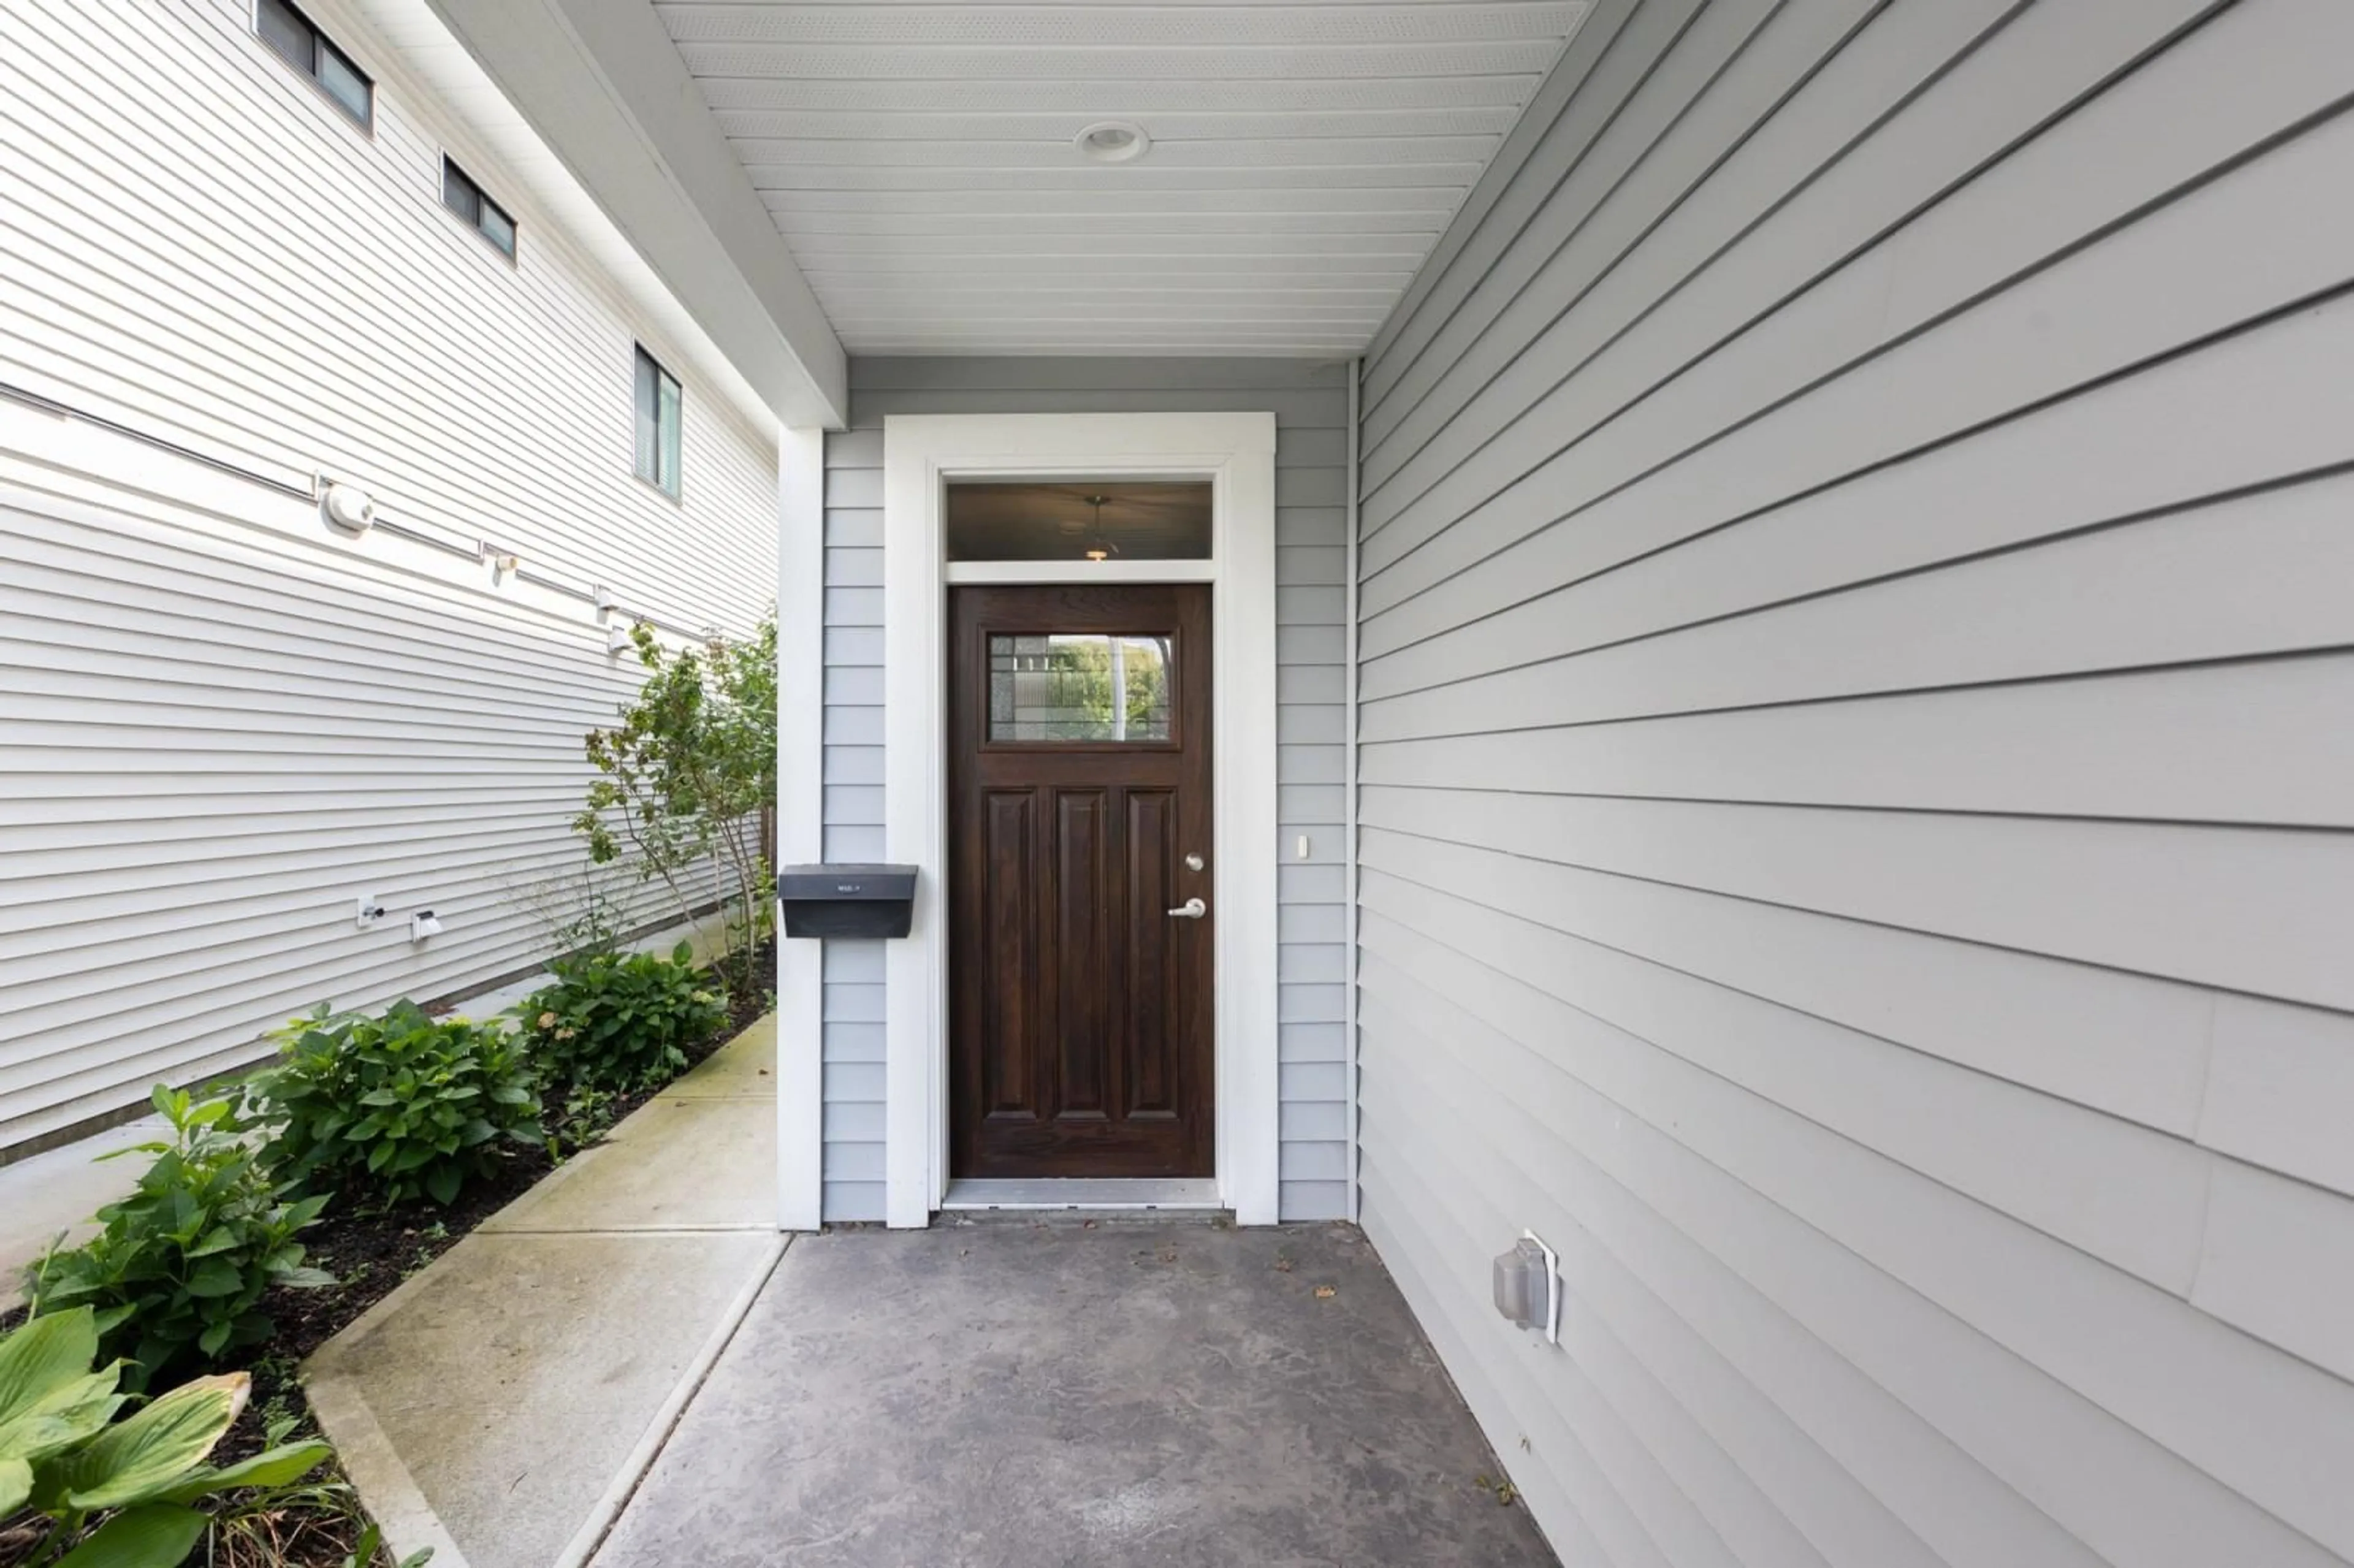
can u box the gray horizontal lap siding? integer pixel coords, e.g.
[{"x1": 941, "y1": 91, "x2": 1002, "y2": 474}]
[
  {"x1": 1355, "y1": 1, "x2": 2354, "y2": 1566},
  {"x1": 820, "y1": 357, "x2": 1352, "y2": 1224}
]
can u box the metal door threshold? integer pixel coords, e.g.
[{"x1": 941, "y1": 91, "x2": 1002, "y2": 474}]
[{"x1": 940, "y1": 1178, "x2": 1223, "y2": 1212}]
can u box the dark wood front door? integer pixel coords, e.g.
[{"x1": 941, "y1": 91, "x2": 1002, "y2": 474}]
[{"x1": 948, "y1": 583, "x2": 1214, "y2": 1179}]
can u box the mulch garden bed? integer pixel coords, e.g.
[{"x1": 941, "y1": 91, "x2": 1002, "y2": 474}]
[{"x1": 1, "y1": 935, "x2": 775, "y2": 1567}]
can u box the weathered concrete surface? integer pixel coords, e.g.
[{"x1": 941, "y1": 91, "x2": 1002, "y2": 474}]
[
  {"x1": 313, "y1": 1229, "x2": 778, "y2": 1568},
  {"x1": 482, "y1": 1099, "x2": 776, "y2": 1234},
  {"x1": 657, "y1": 1013, "x2": 775, "y2": 1099},
  {"x1": 594, "y1": 1222, "x2": 1559, "y2": 1568},
  {"x1": 306, "y1": 1014, "x2": 782, "y2": 1568}
]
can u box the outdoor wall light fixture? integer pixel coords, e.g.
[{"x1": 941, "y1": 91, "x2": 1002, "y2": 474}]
[
  {"x1": 1075, "y1": 120, "x2": 1150, "y2": 163},
  {"x1": 318, "y1": 479, "x2": 375, "y2": 535},
  {"x1": 1083, "y1": 493, "x2": 1118, "y2": 561}
]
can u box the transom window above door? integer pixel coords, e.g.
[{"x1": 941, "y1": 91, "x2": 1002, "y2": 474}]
[{"x1": 947, "y1": 481, "x2": 1209, "y2": 563}]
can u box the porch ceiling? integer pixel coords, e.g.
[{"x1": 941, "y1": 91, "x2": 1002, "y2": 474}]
[{"x1": 658, "y1": 1, "x2": 1596, "y2": 358}]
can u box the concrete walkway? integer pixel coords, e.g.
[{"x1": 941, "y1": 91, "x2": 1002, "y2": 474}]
[{"x1": 305, "y1": 1015, "x2": 782, "y2": 1568}]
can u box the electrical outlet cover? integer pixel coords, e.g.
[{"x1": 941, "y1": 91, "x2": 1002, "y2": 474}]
[{"x1": 1522, "y1": 1230, "x2": 1561, "y2": 1344}]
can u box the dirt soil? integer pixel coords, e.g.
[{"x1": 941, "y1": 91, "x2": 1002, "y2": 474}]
[{"x1": 0, "y1": 938, "x2": 775, "y2": 1567}]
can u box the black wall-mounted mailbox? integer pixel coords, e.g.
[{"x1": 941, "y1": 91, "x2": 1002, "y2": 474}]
[{"x1": 779, "y1": 864, "x2": 917, "y2": 940}]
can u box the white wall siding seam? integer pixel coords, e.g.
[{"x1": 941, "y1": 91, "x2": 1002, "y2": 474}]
[
  {"x1": 4, "y1": 382, "x2": 718, "y2": 644},
  {"x1": 1344, "y1": 354, "x2": 1364, "y2": 1226}
]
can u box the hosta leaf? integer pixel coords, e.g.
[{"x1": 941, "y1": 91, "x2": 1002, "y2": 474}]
[
  {"x1": 0, "y1": 1306, "x2": 97, "y2": 1423},
  {"x1": 424, "y1": 1165, "x2": 462, "y2": 1206},
  {"x1": 0, "y1": 1455, "x2": 28, "y2": 1515},
  {"x1": 155, "y1": 1439, "x2": 332, "y2": 1504},
  {"x1": 53, "y1": 1502, "x2": 208, "y2": 1568},
  {"x1": 58, "y1": 1372, "x2": 246, "y2": 1510},
  {"x1": 0, "y1": 1368, "x2": 125, "y2": 1463}
]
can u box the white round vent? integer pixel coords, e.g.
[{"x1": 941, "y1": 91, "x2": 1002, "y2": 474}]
[
  {"x1": 321, "y1": 481, "x2": 376, "y2": 535},
  {"x1": 1074, "y1": 121, "x2": 1150, "y2": 164}
]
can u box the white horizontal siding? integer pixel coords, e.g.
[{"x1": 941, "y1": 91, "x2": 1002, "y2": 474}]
[
  {"x1": 821, "y1": 357, "x2": 1351, "y2": 1222},
  {"x1": 0, "y1": 0, "x2": 776, "y2": 636},
  {"x1": 0, "y1": 0, "x2": 777, "y2": 1152},
  {"x1": 1355, "y1": 1, "x2": 2354, "y2": 1565},
  {"x1": 0, "y1": 471, "x2": 735, "y2": 1151}
]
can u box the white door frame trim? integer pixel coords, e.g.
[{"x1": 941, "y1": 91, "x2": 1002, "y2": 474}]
[
  {"x1": 774, "y1": 426, "x2": 826, "y2": 1231},
  {"x1": 882, "y1": 411, "x2": 1280, "y2": 1228}
]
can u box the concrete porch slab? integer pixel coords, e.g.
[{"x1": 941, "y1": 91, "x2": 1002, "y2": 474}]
[{"x1": 593, "y1": 1222, "x2": 1558, "y2": 1568}]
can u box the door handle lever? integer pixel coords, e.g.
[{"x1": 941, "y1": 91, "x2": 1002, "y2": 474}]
[{"x1": 1167, "y1": 897, "x2": 1208, "y2": 919}]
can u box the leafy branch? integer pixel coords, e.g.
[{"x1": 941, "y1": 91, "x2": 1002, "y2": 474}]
[{"x1": 572, "y1": 617, "x2": 776, "y2": 999}]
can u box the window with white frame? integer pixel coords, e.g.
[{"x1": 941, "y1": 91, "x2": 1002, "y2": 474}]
[
  {"x1": 440, "y1": 158, "x2": 516, "y2": 261},
  {"x1": 633, "y1": 347, "x2": 682, "y2": 501},
  {"x1": 255, "y1": 0, "x2": 372, "y2": 130}
]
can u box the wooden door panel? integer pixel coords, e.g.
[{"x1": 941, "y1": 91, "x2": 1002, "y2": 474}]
[
  {"x1": 1051, "y1": 788, "x2": 1108, "y2": 1122},
  {"x1": 1124, "y1": 787, "x2": 1179, "y2": 1120},
  {"x1": 981, "y1": 790, "x2": 1035, "y2": 1120},
  {"x1": 949, "y1": 583, "x2": 1213, "y2": 1179}
]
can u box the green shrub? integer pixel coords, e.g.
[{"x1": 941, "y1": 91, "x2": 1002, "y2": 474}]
[
  {"x1": 244, "y1": 1001, "x2": 542, "y2": 1209},
  {"x1": 575, "y1": 617, "x2": 775, "y2": 999},
  {"x1": 20, "y1": 1089, "x2": 335, "y2": 1391},
  {"x1": 0, "y1": 1304, "x2": 334, "y2": 1566},
  {"x1": 520, "y1": 942, "x2": 728, "y2": 1094}
]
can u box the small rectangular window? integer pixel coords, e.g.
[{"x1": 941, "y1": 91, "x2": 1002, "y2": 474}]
[
  {"x1": 633, "y1": 346, "x2": 682, "y2": 500},
  {"x1": 441, "y1": 158, "x2": 517, "y2": 260},
  {"x1": 990, "y1": 634, "x2": 1176, "y2": 743},
  {"x1": 255, "y1": 0, "x2": 373, "y2": 131}
]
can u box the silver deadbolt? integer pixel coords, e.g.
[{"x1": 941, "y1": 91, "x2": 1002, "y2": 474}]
[
  {"x1": 1167, "y1": 897, "x2": 1208, "y2": 919},
  {"x1": 1184, "y1": 853, "x2": 1205, "y2": 872}
]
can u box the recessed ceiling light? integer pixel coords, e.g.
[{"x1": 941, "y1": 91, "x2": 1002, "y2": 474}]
[{"x1": 1075, "y1": 120, "x2": 1150, "y2": 164}]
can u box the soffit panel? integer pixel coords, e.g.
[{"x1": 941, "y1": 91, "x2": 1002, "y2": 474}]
[{"x1": 655, "y1": 0, "x2": 1594, "y2": 356}]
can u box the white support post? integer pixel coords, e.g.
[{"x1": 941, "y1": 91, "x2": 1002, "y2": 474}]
[{"x1": 776, "y1": 427, "x2": 826, "y2": 1231}]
